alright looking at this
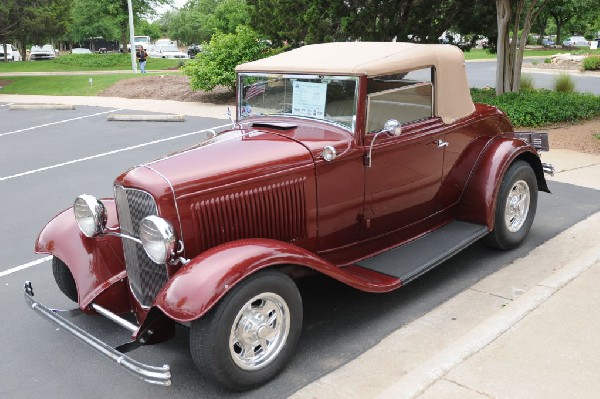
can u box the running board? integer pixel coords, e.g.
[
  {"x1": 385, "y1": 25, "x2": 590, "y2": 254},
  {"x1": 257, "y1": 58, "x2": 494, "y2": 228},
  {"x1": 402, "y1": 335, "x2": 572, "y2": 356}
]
[{"x1": 357, "y1": 221, "x2": 489, "y2": 283}]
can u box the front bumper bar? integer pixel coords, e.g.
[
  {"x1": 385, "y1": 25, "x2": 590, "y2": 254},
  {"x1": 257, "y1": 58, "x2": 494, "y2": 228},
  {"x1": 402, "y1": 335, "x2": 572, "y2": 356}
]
[{"x1": 24, "y1": 281, "x2": 171, "y2": 386}]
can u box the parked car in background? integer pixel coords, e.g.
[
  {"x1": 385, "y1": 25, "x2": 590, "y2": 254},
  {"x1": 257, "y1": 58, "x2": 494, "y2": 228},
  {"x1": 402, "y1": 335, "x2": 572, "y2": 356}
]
[
  {"x1": 147, "y1": 44, "x2": 188, "y2": 59},
  {"x1": 70, "y1": 48, "x2": 93, "y2": 55},
  {"x1": 0, "y1": 44, "x2": 22, "y2": 61},
  {"x1": 562, "y1": 36, "x2": 589, "y2": 47},
  {"x1": 187, "y1": 43, "x2": 202, "y2": 58},
  {"x1": 542, "y1": 38, "x2": 555, "y2": 46},
  {"x1": 25, "y1": 42, "x2": 554, "y2": 391},
  {"x1": 29, "y1": 45, "x2": 56, "y2": 60},
  {"x1": 155, "y1": 38, "x2": 175, "y2": 46}
]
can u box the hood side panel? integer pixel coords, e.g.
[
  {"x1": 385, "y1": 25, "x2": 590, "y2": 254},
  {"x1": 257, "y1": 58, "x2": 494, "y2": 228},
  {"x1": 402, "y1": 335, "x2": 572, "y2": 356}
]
[{"x1": 190, "y1": 177, "x2": 308, "y2": 253}]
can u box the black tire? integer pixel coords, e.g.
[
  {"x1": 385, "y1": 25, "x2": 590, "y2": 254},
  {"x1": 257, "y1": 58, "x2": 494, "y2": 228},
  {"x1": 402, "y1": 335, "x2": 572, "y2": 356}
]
[
  {"x1": 52, "y1": 256, "x2": 78, "y2": 302},
  {"x1": 189, "y1": 269, "x2": 302, "y2": 391},
  {"x1": 484, "y1": 160, "x2": 538, "y2": 250}
]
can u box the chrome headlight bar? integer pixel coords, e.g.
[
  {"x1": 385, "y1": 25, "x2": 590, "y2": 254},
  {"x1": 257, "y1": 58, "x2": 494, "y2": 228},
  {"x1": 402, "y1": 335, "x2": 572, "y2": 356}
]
[{"x1": 73, "y1": 195, "x2": 181, "y2": 265}]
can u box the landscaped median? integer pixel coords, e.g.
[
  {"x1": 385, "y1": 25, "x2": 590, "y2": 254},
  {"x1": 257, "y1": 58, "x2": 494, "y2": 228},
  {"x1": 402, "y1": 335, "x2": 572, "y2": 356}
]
[{"x1": 471, "y1": 88, "x2": 600, "y2": 127}]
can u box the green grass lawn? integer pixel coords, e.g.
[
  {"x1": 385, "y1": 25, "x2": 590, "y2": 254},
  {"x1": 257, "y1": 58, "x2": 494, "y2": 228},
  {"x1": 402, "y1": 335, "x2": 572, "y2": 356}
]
[
  {"x1": 0, "y1": 74, "x2": 144, "y2": 96},
  {"x1": 0, "y1": 55, "x2": 183, "y2": 73},
  {"x1": 463, "y1": 48, "x2": 600, "y2": 60}
]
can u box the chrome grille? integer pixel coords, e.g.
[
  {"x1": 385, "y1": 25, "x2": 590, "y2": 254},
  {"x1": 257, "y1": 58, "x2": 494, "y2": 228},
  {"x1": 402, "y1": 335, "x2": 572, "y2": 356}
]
[{"x1": 114, "y1": 185, "x2": 167, "y2": 308}]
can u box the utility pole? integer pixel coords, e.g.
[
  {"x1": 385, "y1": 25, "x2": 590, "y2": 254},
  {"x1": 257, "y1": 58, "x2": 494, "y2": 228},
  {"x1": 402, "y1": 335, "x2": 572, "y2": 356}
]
[{"x1": 127, "y1": 0, "x2": 137, "y2": 73}]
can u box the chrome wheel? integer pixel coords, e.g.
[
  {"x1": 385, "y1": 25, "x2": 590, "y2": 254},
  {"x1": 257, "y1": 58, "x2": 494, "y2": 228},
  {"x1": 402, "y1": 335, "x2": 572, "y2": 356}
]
[
  {"x1": 504, "y1": 180, "x2": 530, "y2": 232},
  {"x1": 229, "y1": 292, "x2": 290, "y2": 371}
]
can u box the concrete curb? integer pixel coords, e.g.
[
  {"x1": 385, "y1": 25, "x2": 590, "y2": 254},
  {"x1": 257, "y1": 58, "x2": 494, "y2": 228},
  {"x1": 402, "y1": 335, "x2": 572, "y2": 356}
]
[
  {"x1": 375, "y1": 238, "x2": 600, "y2": 399},
  {"x1": 107, "y1": 114, "x2": 185, "y2": 122},
  {"x1": 9, "y1": 104, "x2": 75, "y2": 110},
  {"x1": 522, "y1": 67, "x2": 600, "y2": 77}
]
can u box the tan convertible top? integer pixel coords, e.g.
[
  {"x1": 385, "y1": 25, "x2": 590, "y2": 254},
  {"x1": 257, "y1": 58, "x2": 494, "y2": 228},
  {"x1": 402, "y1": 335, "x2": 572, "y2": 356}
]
[{"x1": 236, "y1": 42, "x2": 475, "y2": 124}]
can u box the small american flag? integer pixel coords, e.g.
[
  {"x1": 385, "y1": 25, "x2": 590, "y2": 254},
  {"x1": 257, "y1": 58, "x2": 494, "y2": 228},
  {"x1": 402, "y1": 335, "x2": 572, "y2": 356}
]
[{"x1": 245, "y1": 82, "x2": 267, "y2": 100}]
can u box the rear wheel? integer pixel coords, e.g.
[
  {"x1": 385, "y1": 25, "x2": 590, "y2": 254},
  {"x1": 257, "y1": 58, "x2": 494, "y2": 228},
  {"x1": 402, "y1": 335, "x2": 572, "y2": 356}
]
[
  {"x1": 484, "y1": 160, "x2": 538, "y2": 250},
  {"x1": 52, "y1": 256, "x2": 78, "y2": 302},
  {"x1": 189, "y1": 269, "x2": 302, "y2": 391}
]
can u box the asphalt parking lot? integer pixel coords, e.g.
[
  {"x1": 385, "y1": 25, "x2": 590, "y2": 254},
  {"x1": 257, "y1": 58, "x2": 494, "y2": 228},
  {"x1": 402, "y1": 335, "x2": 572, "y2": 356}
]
[{"x1": 2, "y1": 102, "x2": 600, "y2": 398}]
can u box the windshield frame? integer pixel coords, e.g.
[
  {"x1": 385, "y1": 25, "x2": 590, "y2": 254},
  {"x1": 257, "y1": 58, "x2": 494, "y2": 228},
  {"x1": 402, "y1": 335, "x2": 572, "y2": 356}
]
[{"x1": 237, "y1": 72, "x2": 360, "y2": 134}]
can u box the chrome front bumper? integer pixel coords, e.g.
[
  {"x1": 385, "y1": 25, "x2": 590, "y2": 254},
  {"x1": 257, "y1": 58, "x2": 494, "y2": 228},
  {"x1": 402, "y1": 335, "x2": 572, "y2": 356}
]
[{"x1": 24, "y1": 281, "x2": 171, "y2": 386}]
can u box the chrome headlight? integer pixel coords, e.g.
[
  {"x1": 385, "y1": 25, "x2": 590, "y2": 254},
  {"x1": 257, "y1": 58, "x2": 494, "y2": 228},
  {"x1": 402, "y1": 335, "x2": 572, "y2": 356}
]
[
  {"x1": 73, "y1": 195, "x2": 107, "y2": 238},
  {"x1": 139, "y1": 216, "x2": 177, "y2": 265}
]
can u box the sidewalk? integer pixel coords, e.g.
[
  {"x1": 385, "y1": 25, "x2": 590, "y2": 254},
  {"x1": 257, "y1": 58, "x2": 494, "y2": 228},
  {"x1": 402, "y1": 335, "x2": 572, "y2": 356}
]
[
  {"x1": 292, "y1": 149, "x2": 600, "y2": 399},
  {"x1": 0, "y1": 94, "x2": 227, "y2": 119}
]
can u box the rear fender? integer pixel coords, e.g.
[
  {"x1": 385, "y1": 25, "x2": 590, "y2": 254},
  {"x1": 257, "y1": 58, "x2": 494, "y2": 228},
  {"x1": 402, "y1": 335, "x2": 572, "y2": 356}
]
[
  {"x1": 153, "y1": 239, "x2": 400, "y2": 323},
  {"x1": 35, "y1": 200, "x2": 130, "y2": 312},
  {"x1": 457, "y1": 136, "x2": 549, "y2": 229}
]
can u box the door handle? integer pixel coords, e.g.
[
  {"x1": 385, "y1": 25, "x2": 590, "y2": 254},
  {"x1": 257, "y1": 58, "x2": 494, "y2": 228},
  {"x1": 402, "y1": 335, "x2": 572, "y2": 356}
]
[{"x1": 435, "y1": 139, "x2": 449, "y2": 148}]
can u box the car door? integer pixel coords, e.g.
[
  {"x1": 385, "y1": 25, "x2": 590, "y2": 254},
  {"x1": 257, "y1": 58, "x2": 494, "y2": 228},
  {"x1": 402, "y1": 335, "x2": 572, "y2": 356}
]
[{"x1": 360, "y1": 80, "x2": 446, "y2": 240}]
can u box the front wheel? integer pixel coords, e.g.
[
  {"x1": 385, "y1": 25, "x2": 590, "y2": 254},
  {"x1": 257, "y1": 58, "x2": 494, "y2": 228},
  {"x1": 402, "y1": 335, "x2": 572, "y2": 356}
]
[
  {"x1": 52, "y1": 256, "x2": 78, "y2": 302},
  {"x1": 189, "y1": 269, "x2": 302, "y2": 391},
  {"x1": 484, "y1": 160, "x2": 538, "y2": 250}
]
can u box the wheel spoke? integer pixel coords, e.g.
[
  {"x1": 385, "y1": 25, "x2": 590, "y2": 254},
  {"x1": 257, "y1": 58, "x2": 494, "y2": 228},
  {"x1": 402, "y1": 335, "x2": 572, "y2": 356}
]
[
  {"x1": 228, "y1": 292, "x2": 291, "y2": 370},
  {"x1": 504, "y1": 180, "x2": 530, "y2": 233}
]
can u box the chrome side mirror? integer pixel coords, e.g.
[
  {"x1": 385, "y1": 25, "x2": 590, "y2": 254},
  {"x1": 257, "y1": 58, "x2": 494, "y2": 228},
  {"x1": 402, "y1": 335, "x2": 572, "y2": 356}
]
[
  {"x1": 365, "y1": 120, "x2": 402, "y2": 168},
  {"x1": 383, "y1": 119, "x2": 402, "y2": 136}
]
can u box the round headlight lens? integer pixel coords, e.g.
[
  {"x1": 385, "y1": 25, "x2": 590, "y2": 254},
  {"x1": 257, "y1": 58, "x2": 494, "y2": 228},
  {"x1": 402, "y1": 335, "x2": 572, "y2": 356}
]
[
  {"x1": 73, "y1": 195, "x2": 107, "y2": 238},
  {"x1": 139, "y1": 216, "x2": 177, "y2": 264}
]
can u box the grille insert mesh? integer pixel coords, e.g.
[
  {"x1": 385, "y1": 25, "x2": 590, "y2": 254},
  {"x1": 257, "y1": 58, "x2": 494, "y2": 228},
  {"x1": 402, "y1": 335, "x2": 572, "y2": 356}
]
[{"x1": 114, "y1": 186, "x2": 167, "y2": 308}]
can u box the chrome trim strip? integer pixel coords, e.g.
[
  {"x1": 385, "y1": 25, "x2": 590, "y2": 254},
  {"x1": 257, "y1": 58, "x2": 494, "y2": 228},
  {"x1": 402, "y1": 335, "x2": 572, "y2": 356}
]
[
  {"x1": 142, "y1": 165, "x2": 185, "y2": 249},
  {"x1": 90, "y1": 303, "x2": 138, "y2": 333},
  {"x1": 104, "y1": 231, "x2": 142, "y2": 244},
  {"x1": 24, "y1": 282, "x2": 171, "y2": 386}
]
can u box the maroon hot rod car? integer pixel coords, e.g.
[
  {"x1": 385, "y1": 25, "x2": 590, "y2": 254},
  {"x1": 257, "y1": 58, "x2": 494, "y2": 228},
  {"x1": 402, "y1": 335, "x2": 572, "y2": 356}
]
[{"x1": 25, "y1": 42, "x2": 553, "y2": 390}]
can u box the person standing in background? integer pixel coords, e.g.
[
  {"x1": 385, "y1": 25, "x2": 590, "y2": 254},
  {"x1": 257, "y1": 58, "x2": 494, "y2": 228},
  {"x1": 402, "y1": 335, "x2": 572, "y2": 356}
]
[{"x1": 136, "y1": 46, "x2": 148, "y2": 73}]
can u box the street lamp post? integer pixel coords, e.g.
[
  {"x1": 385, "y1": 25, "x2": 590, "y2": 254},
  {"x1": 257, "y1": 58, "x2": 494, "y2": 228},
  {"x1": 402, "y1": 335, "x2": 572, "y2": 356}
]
[{"x1": 126, "y1": 0, "x2": 137, "y2": 73}]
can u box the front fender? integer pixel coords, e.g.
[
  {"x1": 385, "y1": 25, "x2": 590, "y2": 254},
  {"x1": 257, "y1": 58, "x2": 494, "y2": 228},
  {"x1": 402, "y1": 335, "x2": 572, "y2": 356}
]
[
  {"x1": 154, "y1": 239, "x2": 400, "y2": 322},
  {"x1": 35, "y1": 200, "x2": 130, "y2": 312},
  {"x1": 457, "y1": 136, "x2": 548, "y2": 229}
]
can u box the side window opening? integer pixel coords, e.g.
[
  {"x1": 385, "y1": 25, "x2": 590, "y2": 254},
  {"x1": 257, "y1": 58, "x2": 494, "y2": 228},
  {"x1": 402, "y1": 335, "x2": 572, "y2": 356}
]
[{"x1": 366, "y1": 67, "x2": 434, "y2": 133}]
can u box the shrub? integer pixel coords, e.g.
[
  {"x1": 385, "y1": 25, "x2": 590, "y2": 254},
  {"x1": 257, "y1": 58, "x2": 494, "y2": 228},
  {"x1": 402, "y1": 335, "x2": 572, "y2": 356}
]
[
  {"x1": 544, "y1": 58, "x2": 551, "y2": 64},
  {"x1": 53, "y1": 53, "x2": 131, "y2": 68},
  {"x1": 520, "y1": 74, "x2": 534, "y2": 91},
  {"x1": 182, "y1": 26, "x2": 284, "y2": 93},
  {"x1": 471, "y1": 88, "x2": 600, "y2": 127},
  {"x1": 554, "y1": 73, "x2": 575, "y2": 92},
  {"x1": 583, "y1": 56, "x2": 600, "y2": 71}
]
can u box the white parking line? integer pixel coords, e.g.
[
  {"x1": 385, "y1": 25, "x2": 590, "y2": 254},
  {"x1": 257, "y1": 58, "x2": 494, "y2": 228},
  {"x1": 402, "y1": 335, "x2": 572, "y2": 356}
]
[
  {"x1": 0, "y1": 256, "x2": 52, "y2": 278},
  {"x1": 0, "y1": 109, "x2": 122, "y2": 138},
  {"x1": 0, "y1": 103, "x2": 15, "y2": 107},
  {"x1": 0, "y1": 123, "x2": 231, "y2": 182}
]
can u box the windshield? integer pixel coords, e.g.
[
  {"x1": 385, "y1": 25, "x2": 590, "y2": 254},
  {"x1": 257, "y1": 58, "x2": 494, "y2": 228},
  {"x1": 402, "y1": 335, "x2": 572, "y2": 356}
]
[{"x1": 238, "y1": 73, "x2": 358, "y2": 132}]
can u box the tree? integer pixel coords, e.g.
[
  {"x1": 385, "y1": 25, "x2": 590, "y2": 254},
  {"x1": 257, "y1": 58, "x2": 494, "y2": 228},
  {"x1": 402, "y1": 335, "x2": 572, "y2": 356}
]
[
  {"x1": 137, "y1": 19, "x2": 163, "y2": 41},
  {"x1": 165, "y1": 0, "x2": 250, "y2": 45},
  {"x1": 546, "y1": 0, "x2": 578, "y2": 44},
  {"x1": 3, "y1": 0, "x2": 73, "y2": 59},
  {"x1": 182, "y1": 25, "x2": 278, "y2": 92},
  {"x1": 495, "y1": 0, "x2": 547, "y2": 95},
  {"x1": 66, "y1": 0, "x2": 169, "y2": 51},
  {"x1": 0, "y1": 0, "x2": 20, "y2": 61},
  {"x1": 67, "y1": 0, "x2": 120, "y2": 44},
  {"x1": 247, "y1": 0, "x2": 478, "y2": 47}
]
